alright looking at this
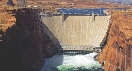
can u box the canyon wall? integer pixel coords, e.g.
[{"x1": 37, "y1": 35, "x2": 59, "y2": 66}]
[
  {"x1": 97, "y1": 10, "x2": 132, "y2": 71},
  {"x1": 0, "y1": 8, "x2": 59, "y2": 71}
]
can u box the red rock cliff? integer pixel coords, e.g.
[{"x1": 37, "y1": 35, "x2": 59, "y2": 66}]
[
  {"x1": 97, "y1": 10, "x2": 132, "y2": 71},
  {"x1": 0, "y1": 8, "x2": 59, "y2": 71}
]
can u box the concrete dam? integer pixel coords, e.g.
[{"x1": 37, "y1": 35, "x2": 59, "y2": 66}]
[{"x1": 40, "y1": 8, "x2": 111, "y2": 52}]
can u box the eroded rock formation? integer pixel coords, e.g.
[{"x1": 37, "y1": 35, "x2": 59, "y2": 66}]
[
  {"x1": 97, "y1": 10, "x2": 132, "y2": 71},
  {"x1": 0, "y1": 8, "x2": 58, "y2": 71}
]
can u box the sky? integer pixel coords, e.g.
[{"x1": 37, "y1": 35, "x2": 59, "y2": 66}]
[{"x1": 102, "y1": 0, "x2": 132, "y2": 3}]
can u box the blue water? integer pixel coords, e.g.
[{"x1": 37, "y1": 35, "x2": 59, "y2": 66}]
[
  {"x1": 57, "y1": 8, "x2": 129, "y2": 15},
  {"x1": 58, "y1": 8, "x2": 108, "y2": 15}
]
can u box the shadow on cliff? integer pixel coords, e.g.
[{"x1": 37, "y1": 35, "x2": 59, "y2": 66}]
[
  {"x1": 0, "y1": 8, "x2": 64, "y2": 71},
  {"x1": 0, "y1": 25, "x2": 21, "y2": 71}
]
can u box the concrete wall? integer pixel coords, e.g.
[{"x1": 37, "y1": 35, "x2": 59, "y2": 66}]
[{"x1": 41, "y1": 14, "x2": 111, "y2": 47}]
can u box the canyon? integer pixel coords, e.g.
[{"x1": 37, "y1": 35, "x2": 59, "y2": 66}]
[{"x1": 0, "y1": 0, "x2": 132, "y2": 71}]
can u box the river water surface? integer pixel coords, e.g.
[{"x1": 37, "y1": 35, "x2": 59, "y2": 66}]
[{"x1": 40, "y1": 52, "x2": 104, "y2": 71}]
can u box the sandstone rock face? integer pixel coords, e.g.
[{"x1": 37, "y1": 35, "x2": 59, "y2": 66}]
[
  {"x1": 97, "y1": 10, "x2": 132, "y2": 71},
  {"x1": 0, "y1": 0, "x2": 6, "y2": 2},
  {"x1": 0, "y1": 8, "x2": 58, "y2": 71},
  {"x1": 0, "y1": 6, "x2": 16, "y2": 32}
]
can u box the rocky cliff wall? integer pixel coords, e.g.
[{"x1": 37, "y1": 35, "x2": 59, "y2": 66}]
[
  {"x1": 0, "y1": 8, "x2": 59, "y2": 71},
  {"x1": 0, "y1": 6, "x2": 16, "y2": 32},
  {"x1": 97, "y1": 10, "x2": 132, "y2": 71}
]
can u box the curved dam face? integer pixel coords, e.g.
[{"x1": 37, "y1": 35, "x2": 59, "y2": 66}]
[{"x1": 41, "y1": 14, "x2": 111, "y2": 50}]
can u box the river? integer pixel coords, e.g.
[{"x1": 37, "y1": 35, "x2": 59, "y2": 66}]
[{"x1": 40, "y1": 52, "x2": 104, "y2": 71}]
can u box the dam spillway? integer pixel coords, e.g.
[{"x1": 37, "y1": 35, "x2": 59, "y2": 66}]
[{"x1": 40, "y1": 8, "x2": 111, "y2": 51}]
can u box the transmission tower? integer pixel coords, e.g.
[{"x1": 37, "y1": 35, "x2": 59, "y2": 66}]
[
  {"x1": 22, "y1": 0, "x2": 26, "y2": 8},
  {"x1": 7, "y1": 0, "x2": 15, "y2": 6},
  {"x1": 100, "y1": 0, "x2": 102, "y2": 2}
]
